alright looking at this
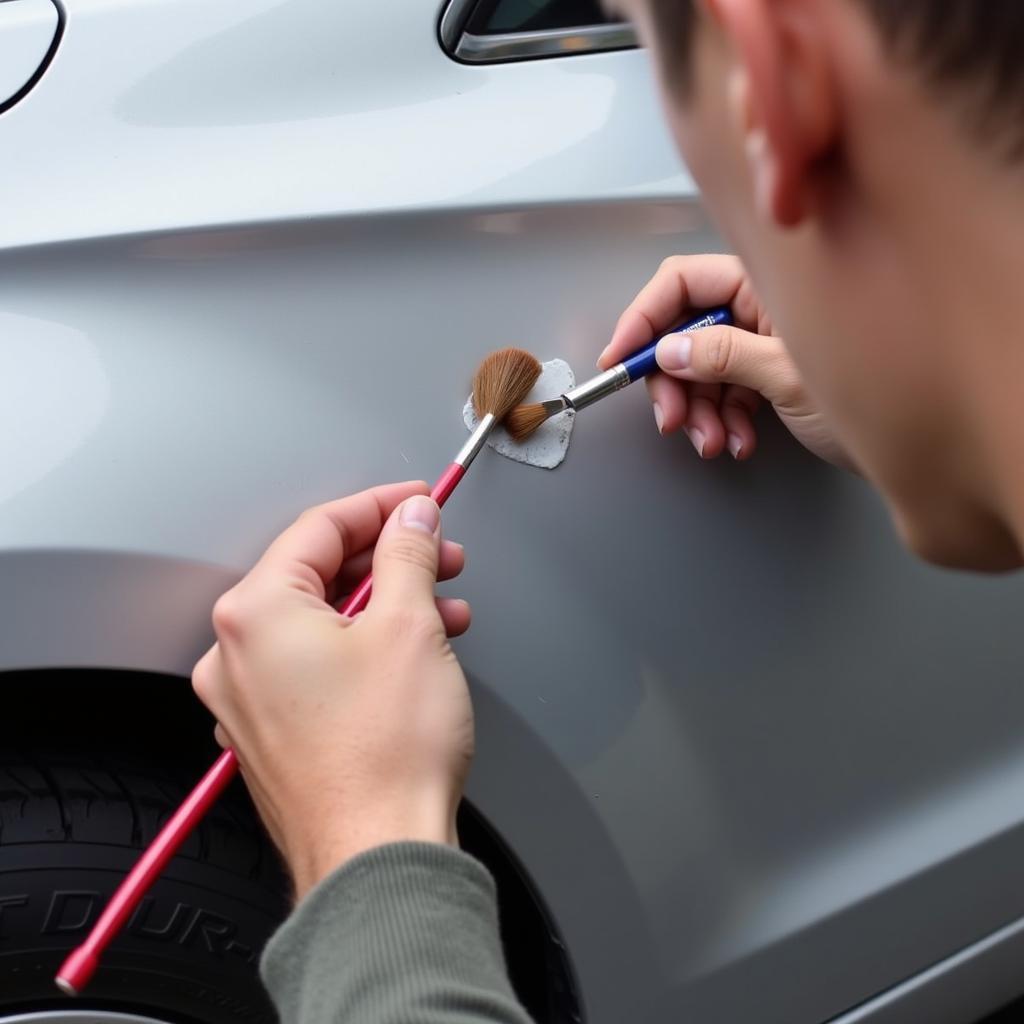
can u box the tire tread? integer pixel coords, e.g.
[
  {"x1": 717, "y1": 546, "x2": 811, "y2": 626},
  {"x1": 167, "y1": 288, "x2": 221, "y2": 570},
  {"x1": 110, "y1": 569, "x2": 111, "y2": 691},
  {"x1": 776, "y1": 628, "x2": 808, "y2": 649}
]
[{"x1": 0, "y1": 750, "x2": 280, "y2": 889}]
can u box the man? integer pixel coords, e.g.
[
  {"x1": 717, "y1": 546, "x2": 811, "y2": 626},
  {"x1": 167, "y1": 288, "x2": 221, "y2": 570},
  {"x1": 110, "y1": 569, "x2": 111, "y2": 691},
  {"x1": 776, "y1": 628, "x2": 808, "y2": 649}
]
[{"x1": 191, "y1": 1, "x2": 1024, "y2": 1020}]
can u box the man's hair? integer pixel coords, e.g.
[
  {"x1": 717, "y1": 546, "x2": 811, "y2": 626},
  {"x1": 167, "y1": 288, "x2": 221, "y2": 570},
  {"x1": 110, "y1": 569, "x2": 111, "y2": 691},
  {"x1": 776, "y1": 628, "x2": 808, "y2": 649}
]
[{"x1": 648, "y1": 1, "x2": 1024, "y2": 158}]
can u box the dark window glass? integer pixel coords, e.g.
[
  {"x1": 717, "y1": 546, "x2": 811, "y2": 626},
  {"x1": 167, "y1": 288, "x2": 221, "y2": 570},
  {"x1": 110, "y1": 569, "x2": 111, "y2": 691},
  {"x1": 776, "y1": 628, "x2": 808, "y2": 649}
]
[{"x1": 465, "y1": 0, "x2": 612, "y2": 35}]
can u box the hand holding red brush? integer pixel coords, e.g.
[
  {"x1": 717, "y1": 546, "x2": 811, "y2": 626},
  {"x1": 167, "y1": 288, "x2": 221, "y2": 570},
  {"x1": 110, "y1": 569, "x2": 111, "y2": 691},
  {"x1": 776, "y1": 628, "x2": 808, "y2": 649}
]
[{"x1": 56, "y1": 346, "x2": 540, "y2": 991}]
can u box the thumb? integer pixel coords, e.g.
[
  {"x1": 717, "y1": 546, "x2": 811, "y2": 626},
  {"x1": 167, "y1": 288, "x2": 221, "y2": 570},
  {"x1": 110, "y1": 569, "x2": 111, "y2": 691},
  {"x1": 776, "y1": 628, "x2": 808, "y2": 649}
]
[
  {"x1": 368, "y1": 494, "x2": 442, "y2": 613},
  {"x1": 656, "y1": 325, "x2": 801, "y2": 406}
]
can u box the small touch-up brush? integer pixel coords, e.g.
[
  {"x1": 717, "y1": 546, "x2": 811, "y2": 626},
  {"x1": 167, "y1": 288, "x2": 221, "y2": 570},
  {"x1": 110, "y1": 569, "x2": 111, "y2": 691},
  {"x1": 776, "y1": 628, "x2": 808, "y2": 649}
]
[
  {"x1": 54, "y1": 346, "x2": 542, "y2": 997},
  {"x1": 340, "y1": 347, "x2": 542, "y2": 609},
  {"x1": 505, "y1": 307, "x2": 733, "y2": 442}
]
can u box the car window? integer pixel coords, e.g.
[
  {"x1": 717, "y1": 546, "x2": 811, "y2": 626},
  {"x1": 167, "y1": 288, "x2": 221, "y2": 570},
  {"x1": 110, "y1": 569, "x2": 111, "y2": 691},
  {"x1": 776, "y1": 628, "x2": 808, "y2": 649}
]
[
  {"x1": 465, "y1": 0, "x2": 611, "y2": 34},
  {"x1": 440, "y1": 0, "x2": 637, "y2": 63}
]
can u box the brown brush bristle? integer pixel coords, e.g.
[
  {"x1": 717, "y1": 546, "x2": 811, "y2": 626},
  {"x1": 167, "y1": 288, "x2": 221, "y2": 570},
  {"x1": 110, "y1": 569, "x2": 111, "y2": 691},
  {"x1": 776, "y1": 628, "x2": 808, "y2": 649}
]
[
  {"x1": 505, "y1": 402, "x2": 549, "y2": 442},
  {"x1": 472, "y1": 347, "x2": 542, "y2": 421}
]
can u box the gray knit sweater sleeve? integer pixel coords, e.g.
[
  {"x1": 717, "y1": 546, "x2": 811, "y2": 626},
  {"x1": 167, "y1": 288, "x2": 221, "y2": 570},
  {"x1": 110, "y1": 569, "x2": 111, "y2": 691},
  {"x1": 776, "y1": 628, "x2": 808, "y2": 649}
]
[{"x1": 259, "y1": 842, "x2": 535, "y2": 1024}]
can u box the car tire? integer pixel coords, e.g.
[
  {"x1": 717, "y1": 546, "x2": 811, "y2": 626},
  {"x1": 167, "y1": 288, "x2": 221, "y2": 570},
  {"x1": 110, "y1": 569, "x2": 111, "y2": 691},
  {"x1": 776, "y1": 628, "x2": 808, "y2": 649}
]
[{"x1": 0, "y1": 749, "x2": 288, "y2": 1023}]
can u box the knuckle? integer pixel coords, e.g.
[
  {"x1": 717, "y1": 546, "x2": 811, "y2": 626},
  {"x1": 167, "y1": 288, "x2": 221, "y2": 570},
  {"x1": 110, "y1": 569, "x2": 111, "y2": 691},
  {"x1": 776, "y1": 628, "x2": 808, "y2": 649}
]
[
  {"x1": 381, "y1": 605, "x2": 440, "y2": 645},
  {"x1": 764, "y1": 342, "x2": 803, "y2": 402},
  {"x1": 191, "y1": 658, "x2": 214, "y2": 705},
  {"x1": 658, "y1": 254, "x2": 684, "y2": 276},
  {"x1": 703, "y1": 329, "x2": 735, "y2": 377},
  {"x1": 190, "y1": 666, "x2": 206, "y2": 701},
  {"x1": 385, "y1": 536, "x2": 438, "y2": 576},
  {"x1": 774, "y1": 366, "x2": 804, "y2": 406},
  {"x1": 294, "y1": 505, "x2": 325, "y2": 531},
  {"x1": 211, "y1": 589, "x2": 247, "y2": 639}
]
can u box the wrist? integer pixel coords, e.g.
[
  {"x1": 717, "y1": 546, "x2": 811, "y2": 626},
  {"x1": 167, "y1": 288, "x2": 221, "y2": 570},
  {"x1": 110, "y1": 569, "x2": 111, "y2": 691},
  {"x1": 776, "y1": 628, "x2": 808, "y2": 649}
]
[{"x1": 286, "y1": 797, "x2": 458, "y2": 900}]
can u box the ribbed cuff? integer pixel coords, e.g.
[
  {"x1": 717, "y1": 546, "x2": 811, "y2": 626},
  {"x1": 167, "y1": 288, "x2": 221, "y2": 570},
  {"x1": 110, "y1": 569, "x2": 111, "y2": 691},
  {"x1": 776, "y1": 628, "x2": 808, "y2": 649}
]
[{"x1": 260, "y1": 842, "x2": 530, "y2": 1024}]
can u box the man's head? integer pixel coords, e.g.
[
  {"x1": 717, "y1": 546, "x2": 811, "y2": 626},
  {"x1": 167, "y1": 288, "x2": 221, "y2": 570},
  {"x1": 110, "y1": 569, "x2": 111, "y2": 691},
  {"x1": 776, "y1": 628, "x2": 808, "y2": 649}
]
[{"x1": 615, "y1": 0, "x2": 1024, "y2": 570}]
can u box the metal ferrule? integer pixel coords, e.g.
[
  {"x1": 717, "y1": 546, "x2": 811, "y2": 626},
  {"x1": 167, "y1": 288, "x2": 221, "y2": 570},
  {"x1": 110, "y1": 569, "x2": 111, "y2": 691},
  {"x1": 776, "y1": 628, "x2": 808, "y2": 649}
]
[
  {"x1": 537, "y1": 397, "x2": 570, "y2": 418},
  {"x1": 454, "y1": 412, "x2": 496, "y2": 468},
  {"x1": 563, "y1": 364, "x2": 630, "y2": 412}
]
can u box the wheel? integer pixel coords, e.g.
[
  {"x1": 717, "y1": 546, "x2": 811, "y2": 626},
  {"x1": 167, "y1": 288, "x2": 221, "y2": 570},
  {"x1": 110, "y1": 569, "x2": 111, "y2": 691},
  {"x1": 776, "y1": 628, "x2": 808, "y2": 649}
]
[{"x1": 0, "y1": 747, "x2": 288, "y2": 1024}]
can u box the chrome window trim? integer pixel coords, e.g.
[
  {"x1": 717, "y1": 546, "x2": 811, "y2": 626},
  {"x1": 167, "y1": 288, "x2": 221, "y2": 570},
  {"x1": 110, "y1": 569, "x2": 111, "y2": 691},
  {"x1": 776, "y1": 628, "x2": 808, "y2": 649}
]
[
  {"x1": 457, "y1": 22, "x2": 637, "y2": 62},
  {"x1": 439, "y1": 0, "x2": 638, "y2": 64},
  {"x1": 439, "y1": 0, "x2": 476, "y2": 53}
]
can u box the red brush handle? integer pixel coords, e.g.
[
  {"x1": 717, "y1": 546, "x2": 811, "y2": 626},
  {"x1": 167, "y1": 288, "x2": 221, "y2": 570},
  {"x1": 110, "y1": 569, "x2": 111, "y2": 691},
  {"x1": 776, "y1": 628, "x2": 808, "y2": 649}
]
[
  {"x1": 55, "y1": 749, "x2": 239, "y2": 994},
  {"x1": 339, "y1": 462, "x2": 465, "y2": 614},
  {"x1": 56, "y1": 461, "x2": 468, "y2": 995},
  {"x1": 430, "y1": 460, "x2": 467, "y2": 506}
]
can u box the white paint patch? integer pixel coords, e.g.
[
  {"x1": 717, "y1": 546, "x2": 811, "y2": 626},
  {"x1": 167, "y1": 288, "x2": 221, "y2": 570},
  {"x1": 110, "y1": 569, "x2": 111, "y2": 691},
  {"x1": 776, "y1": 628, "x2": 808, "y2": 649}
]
[{"x1": 462, "y1": 358, "x2": 575, "y2": 470}]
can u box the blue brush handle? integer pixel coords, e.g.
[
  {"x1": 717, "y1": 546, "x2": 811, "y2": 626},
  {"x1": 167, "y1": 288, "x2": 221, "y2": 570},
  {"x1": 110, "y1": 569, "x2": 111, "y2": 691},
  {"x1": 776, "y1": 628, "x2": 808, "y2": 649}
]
[{"x1": 620, "y1": 306, "x2": 733, "y2": 383}]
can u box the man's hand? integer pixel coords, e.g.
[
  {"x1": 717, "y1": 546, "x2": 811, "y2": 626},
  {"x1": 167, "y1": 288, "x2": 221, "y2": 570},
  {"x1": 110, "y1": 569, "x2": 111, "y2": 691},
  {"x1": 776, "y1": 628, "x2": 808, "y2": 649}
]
[
  {"x1": 599, "y1": 254, "x2": 853, "y2": 469},
  {"x1": 192, "y1": 481, "x2": 473, "y2": 900}
]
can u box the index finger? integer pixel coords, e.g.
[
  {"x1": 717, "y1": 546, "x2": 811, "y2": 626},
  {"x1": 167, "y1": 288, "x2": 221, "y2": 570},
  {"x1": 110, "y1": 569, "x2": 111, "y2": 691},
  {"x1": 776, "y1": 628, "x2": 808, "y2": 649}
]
[
  {"x1": 598, "y1": 254, "x2": 758, "y2": 369},
  {"x1": 251, "y1": 480, "x2": 430, "y2": 600}
]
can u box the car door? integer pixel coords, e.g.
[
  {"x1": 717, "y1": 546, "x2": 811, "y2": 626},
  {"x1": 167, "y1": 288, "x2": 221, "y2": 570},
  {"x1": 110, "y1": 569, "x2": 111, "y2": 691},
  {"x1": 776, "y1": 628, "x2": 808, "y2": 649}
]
[{"x1": 3, "y1": 1, "x2": 1024, "y2": 1022}]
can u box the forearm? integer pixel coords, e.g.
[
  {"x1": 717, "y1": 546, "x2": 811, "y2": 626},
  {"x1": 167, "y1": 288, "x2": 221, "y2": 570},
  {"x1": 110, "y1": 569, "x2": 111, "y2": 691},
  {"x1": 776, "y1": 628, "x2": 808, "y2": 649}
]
[{"x1": 260, "y1": 842, "x2": 535, "y2": 1024}]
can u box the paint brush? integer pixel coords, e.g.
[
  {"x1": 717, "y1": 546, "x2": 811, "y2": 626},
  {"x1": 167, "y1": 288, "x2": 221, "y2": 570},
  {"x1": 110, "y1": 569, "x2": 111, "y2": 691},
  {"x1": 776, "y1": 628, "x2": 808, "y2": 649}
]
[
  {"x1": 505, "y1": 307, "x2": 732, "y2": 442},
  {"x1": 54, "y1": 346, "x2": 542, "y2": 997}
]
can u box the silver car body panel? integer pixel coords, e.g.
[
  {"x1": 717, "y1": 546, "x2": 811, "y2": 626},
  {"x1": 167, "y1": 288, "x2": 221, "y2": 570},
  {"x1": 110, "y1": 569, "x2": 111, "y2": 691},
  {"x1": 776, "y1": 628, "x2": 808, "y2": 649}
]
[{"x1": 3, "y1": 1, "x2": 1024, "y2": 1021}]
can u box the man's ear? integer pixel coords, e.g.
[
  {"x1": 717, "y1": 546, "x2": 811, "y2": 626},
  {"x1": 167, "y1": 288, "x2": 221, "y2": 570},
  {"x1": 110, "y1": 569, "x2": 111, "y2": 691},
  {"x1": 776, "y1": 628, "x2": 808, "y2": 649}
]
[{"x1": 703, "y1": 0, "x2": 838, "y2": 227}]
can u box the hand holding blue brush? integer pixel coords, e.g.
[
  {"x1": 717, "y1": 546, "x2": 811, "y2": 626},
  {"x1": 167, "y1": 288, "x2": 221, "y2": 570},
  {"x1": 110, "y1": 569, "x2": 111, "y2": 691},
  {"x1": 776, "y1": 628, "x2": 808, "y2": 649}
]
[{"x1": 505, "y1": 307, "x2": 733, "y2": 441}]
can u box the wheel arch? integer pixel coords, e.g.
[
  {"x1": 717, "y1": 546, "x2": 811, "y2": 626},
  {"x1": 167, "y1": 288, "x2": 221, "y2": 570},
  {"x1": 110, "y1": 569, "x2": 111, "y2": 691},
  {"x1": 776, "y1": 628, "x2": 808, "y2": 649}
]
[
  {"x1": 0, "y1": 548, "x2": 232, "y2": 679},
  {"x1": 0, "y1": 571, "x2": 584, "y2": 1024}
]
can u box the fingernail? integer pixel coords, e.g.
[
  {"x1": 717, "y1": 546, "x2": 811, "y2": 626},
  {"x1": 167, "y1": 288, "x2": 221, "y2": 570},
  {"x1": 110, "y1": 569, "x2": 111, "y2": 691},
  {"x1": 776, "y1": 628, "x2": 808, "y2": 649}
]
[
  {"x1": 727, "y1": 433, "x2": 743, "y2": 459},
  {"x1": 686, "y1": 428, "x2": 706, "y2": 457},
  {"x1": 400, "y1": 495, "x2": 439, "y2": 534},
  {"x1": 658, "y1": 334, "x2": 692, "y2": 371},
  {"x1": 597, "y1": 344, "x2": 612, "y2": 367},
  {"x1": 653, "y1": 402, "x2": 665, "y2": 434}
]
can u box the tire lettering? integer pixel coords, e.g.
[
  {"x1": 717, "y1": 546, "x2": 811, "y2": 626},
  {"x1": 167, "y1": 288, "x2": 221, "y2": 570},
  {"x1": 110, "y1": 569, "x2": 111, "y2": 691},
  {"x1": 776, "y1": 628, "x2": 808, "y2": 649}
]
[
  {"x1": 30, "y1": 889, "x2": 259, "y2": 964},
  {"x1": 179, "y1": 907, "x2": 238, "y2": 955},
  {"x1": 127, "y1": 897, "x2": 193, "y2": 940},
  {"x1": 0, "y1": 894, "x2": 28, "y2": 936},
  {"x1": 227, "y1": 938, "x2": 255, "y2": 964},
  {"x1": 42, "y1": 890, "x2": 98, "y2": 934}
]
